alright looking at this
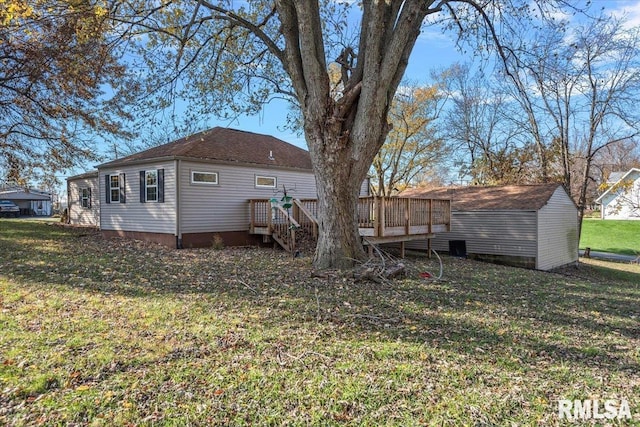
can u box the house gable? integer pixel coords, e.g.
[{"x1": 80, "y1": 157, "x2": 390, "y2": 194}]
[{"x1": 596, "y1": 168, "x2": 640, "y2": 220}]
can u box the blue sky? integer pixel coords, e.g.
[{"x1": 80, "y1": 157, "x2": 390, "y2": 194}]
[
  {"x1": 190, "y1": 0, "x2": 640, "y2": 151},
  {"x1": 68, "y1": 0, "x2": 640, "y2": 179}
]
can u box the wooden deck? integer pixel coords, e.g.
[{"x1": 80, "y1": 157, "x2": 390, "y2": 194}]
[{"x1": 249, "y1": 197, "x2": 451, "y2": 253}]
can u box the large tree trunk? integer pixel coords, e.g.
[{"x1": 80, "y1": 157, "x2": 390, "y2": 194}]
[
  {"x1": 312, "y1": 148, "x2": 366, "y2": 269},
  {"x1": 275, "y1": 0, "x2": 427, "y2": 269},
  {"x1": 305, "y1": 120, "x2": 373, "y2": 269}
]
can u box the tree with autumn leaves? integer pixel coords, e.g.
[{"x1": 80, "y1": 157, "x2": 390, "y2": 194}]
[
  {"x1": 371, "y1": 83, "x2": 448, "y2": 196},
  {"x1": 0, "y1": 0, "x2": 132, "y2": 186}
]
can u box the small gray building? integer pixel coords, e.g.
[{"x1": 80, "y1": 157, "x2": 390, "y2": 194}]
[
  {"x1": 0, "y1": 188, "x2": 53, "y2": 216},
  {"x1": 68, "y1": 127, "x2": 319, "y2": 248},
  {"x1": 401, "y1": 184, "x2": 579, "y2": 270}
]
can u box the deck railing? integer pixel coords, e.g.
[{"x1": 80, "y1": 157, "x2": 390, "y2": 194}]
[
  {"x1": 250, "y1": 196, "x2": 450, "y2": 240},
  {"x1": 357, "y1": 196, "x2": 451, "y2": 237}
]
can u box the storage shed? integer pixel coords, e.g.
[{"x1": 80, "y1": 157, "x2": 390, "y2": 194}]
[{"x1": 401, "y1": 184, "x2": 579, "y2": 270}]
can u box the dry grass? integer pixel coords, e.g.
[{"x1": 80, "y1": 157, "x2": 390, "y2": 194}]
[{"x1": 1, "y1": 219, "x2": 639, "y2": 426}]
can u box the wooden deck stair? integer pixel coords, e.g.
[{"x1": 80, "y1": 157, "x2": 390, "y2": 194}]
[{"x1": 249, "y1": 196, "x2": 451, "y2": 255}]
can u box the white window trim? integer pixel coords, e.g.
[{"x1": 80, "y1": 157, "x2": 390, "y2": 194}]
[
  {"x1": 146, "y1": 170, "x2": 158, "y2": 202},
  {"x1": 191, "y1": 170, "x2": 218, "y2": 185},
  {"x1": 81, "y1": 188, "x2": 90, "y2": 208},
  {"x1": 255, "y1": 175, "x2": 277, "y2": 189},
  {"x1": 109, "y1": 175, "x2": 120, "y2": 203}
]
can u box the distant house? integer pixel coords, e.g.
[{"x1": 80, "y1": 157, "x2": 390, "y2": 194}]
[
  {"x1": 595, "y1": 168, "x2": 640, "y2": 220},
  {"x1": 68, "y1": 127, "x2": 320, "y2": 248},
  {"x1": 401, "y1": 184, "x2": 579, "y2": 270},
  {"x1": 0, "y1": 187, "x2": 53, "y2": 216}
]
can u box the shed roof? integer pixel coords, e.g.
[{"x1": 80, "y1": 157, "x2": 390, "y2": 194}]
[
  {"x1": 98, "y1": 127, "x2": 312, "y2": 171},
  {"x1": 402, "y1": 183, "x2": 566, "y2": 211}
]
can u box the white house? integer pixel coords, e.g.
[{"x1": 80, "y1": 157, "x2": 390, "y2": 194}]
[
  {"x1": 68, "y1": 127, "x2": 319, "y2": 248},
  {"x1": 595, "y1": 168, "x2": 640, "y2": 220}
]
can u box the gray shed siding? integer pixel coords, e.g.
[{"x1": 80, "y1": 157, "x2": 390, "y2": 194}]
[
  {"x1": 68, "y1": 175, "x2": 100, "y2": 227},
  {"x1": 536, "y1": 187, "x2": 579, "y2": 270},
  {"x1": 99, "y1": 160, "x2": 177, "y2": 234},
  {"x1": 406, "y1": 211, "x2": 538, "y2": 257},
  {"x1": 178, "y1": 160, "x2": 317, "y2": 234}
]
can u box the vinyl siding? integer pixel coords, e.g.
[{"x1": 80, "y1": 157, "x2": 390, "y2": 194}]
[
  {"x1": 536, "y1": 187, "x2": 579, "y2": 270},
  {"x1": 99, "y1": 161, "x2": 177, "y2": 234},
  {"x1": 359, "y1": 177, "x2": 371, "y2": 197},
  {"x1": 406, "y1": 211, "x2": 538, "y2": 257},
  {"x1": 68, "y1": 176, "x2": 100, "y2": 227},
  {"x1": 179, "y1": 161, "x2": 317, "y2": 234}
]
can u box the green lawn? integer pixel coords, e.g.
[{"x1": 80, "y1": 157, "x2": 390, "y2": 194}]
[
  {"x1": 1, "y1": 219, "x2": 639, "y2": 425},
  {"x1": 580, "y1": 219, "x2": 640, "y2": 256}
]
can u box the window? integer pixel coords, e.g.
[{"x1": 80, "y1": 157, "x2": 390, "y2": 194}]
[
  {"x1": 255, "y1": 175, "x2": 276, "y2": 189},
  {"x1": 80, "y1": 188, "x2": 91, "y2": 208},
  {"x1": 105, "y1": 173, "x2": 125, "y2": 204},
  {"x1": 191, "y1": 171, "x2": 218, "y2": 185},
  {"x1": 110, "y1": 175, "x2": 120, "y2": 203},
  {"x1": 139, "y1": 169, "x2": 164, "y2": 203},
  {"x1": 146, "y1": 170, "x2": 158, "y2": 202}
]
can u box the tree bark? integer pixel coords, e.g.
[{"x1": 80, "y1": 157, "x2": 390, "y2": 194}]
[{"x1": 305, "y1": 117, "x2": 371, "y2": 269}]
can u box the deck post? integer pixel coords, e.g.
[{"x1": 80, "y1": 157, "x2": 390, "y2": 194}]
[
  {"x1": 427, "y1": 238, "x2": 432, "y2": 259},
  {"x1": 405, "y1": 198, "x2": 410, "y2": 235},
  {"x1": 292, "y1": 202, "x2": 299, "y2": 225},
  {"x1": 249, "y1": 200, "x2": 255, "y2": 233},
  {"x1": 290, "y1": 228, "x2": 296, "y2": 252},
  {"x1": 400, "y1": 241, "x2": 405, "y2": 258},
  {"x1": 371, "y1": 198, "x2": 378, "y2": 236},
  {"x1": 428, "y1": 199, "x2": 432, "y2": 234},
  {"x1": 378, "y1": 197, "x2": 385, "y2": 237}
]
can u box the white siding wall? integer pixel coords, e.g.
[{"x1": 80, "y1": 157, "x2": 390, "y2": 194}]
[
  {"x1": 99, "y1": 161, "x2": 177, "y2": 234},
  {"x1": 179, "y1": 161, "x2": 317, "y2": 233},
  {"x1": 406, "y1": 211, "x2": 538, "y2": 257},
  {"x1": 68, "y1": 176, "x2": 100, "y2": 227},
  {"x1": 537, "y1": 187, "x2": 579, "y2": 270}
]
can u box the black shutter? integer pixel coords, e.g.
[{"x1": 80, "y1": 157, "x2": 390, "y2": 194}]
[
  {"x1": 120, "y1": 173, "x2": 126, "y2": 203},
  {"x1": 105, "y1": 175, "x2": 110, "y2": 204},
  {"x1": 140, "y1": 171, "x2": 146, "y2": 203},
  {"x1": 158, "y1": 169, "x2": 164, "y2": 203},
  {"x1": 88, "y1": 188, "x2": 92, "y2": 208}
]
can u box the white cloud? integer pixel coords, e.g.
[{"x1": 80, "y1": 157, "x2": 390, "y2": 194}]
[{"x1": 605, "y1": 0, "x2": 640, "y2": 29}]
